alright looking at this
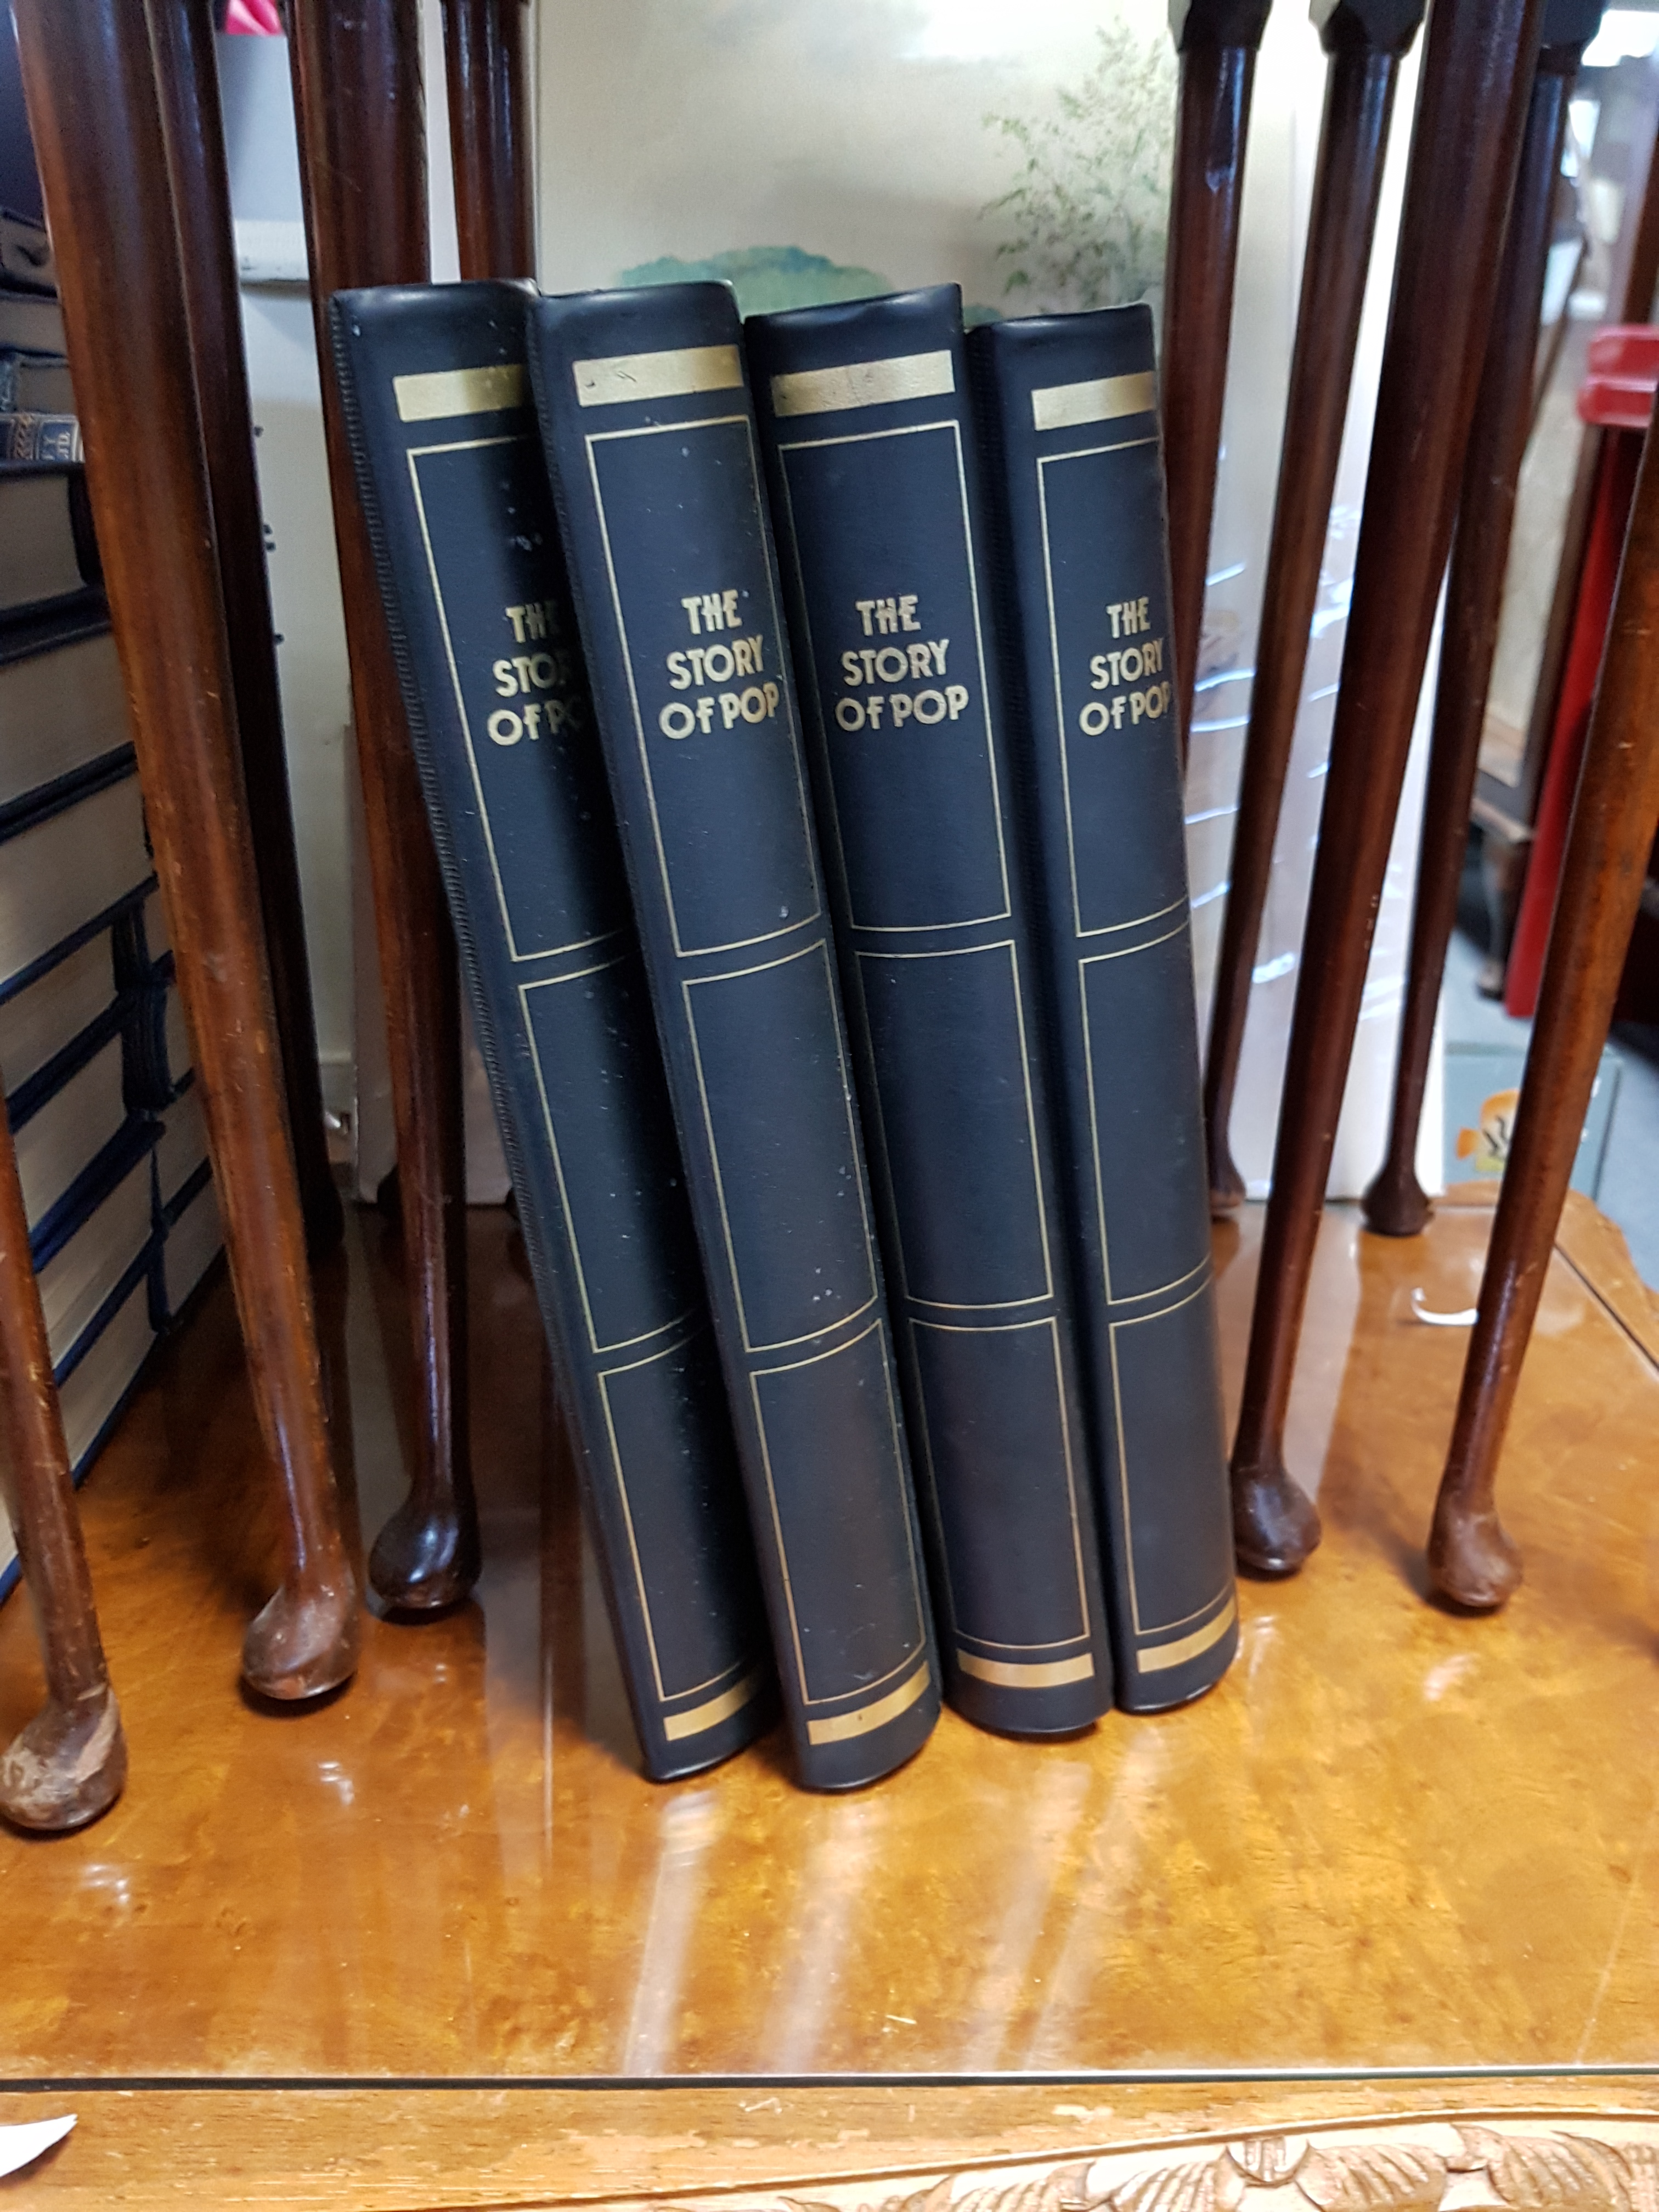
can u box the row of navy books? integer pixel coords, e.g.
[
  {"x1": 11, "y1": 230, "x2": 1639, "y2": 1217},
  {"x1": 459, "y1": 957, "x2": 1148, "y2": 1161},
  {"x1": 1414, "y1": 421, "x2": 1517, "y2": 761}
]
[
  {"x1": 333, "y1": 276, "x2": 1235, "y2": 1792},
  {"x1": 0, "y1": 438, "x2": 223, "y2": 1607}
]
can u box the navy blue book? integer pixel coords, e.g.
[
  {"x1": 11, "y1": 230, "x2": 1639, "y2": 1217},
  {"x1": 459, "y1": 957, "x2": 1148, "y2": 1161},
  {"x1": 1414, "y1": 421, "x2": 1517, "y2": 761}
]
[
  {"x1": 746, "y1": 286, "x2": 1113, "y2": 1737},
  {"x1": 969, "y1": 307, "x2": 1237, "y2": 1710},
  {"x1": 528, "y1": 283, "x2": 940, "y2": 1790},
  {"x1": 329, "y1": 279, "x2": 773, "y2": 1782}
]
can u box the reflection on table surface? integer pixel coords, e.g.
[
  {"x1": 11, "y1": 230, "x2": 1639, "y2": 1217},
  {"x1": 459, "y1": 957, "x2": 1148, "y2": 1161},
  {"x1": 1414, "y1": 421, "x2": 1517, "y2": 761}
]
[{"x1": 2, "y1": 1194, "x2": 1656, "y2": 2081}]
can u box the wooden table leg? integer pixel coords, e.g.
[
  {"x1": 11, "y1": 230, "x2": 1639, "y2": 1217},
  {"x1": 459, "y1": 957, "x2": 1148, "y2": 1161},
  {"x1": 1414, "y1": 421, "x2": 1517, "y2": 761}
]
[
  {"x1": 1429, "y1": 399, "x2": 1659, "y2": 1607},
  {"x1": 441, "y1": 0, "x2": 536, "y2": 280},
  {"x1": 1161, "y1": 0, "x2": 1271, "y2": 757},
  {"x1": 145, "y1": 0, "x2": 343, "y2": 1262},
  {"x1": 1203, "y1": 0, "x2": 1422, "y2": 1215},
  {"x1": 1364, "y1": 7, "x2": 1601, "y2": 1239},
  {"x1": 1228, "y1": 0, "x2": 1545, "y2": 1576},
  {"x1": 12, "y1": 0, "x2": 358, "y2": 1698},
  {"x1": 0, "y1": 1122, "x2": 125, "y2": 1832},
  {"x1": 287, "y1": 0, "x2": 478, "y2": 1614}
]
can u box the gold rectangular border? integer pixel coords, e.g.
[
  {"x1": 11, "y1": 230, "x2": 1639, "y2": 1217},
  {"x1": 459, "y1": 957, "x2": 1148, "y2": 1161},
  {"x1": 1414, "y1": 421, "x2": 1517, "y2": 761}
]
[
  {"x1": 774, "y1": 417, "x2": 1011, "y2": 934},
  {"x1": 585, "y1": 413, "x2": 823, "y2": 958}
]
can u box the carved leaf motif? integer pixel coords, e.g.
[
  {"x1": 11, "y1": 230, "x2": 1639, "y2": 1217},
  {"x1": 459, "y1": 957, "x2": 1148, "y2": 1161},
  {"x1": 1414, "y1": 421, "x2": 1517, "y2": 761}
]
[
  {"x1": 1455, "y1": 2129, "x2": 1633, "y2": 2211},
  {"x1": 1229, "y1": 2137, "x2": 1307, "y2": 2187},
  {"x1": 1615, "y1": 2143, "x2": 1659, "y2": 2212},
  {"x1": 1107, "y1": 2153, "x2": 1230, "y2": 2212},
  {"x1": 1295, "y1": 2145, "x2": 1447, "y2": 2212}
]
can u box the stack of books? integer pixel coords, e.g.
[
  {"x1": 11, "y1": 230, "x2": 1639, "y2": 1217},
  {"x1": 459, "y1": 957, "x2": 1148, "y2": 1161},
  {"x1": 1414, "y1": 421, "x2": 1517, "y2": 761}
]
[
  {"x1": 334, "y1": 275, "x2": 1237, "y2": 1792},
  {"x1": 0, "y1": 272, "x2": 222, "y2": 1606},
  {"x1": 0, "y1": 202, "x2": 78, "y2": 464}
]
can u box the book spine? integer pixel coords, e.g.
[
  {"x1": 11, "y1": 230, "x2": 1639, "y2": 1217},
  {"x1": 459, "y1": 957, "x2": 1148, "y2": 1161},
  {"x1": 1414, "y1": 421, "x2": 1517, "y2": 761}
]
[
  {"x1": 529, "y1": 282, "x2": 940, "y2": 1790},
  {"x1": 746, "y1": 286, "x2": 1113, "y2": 1737},
  {"x1": 0, "y1": 413, "x2": 81, "y2": 464},
  {"x1": 328, "y1": 279, "x2": 774, "y2": 1781},
  {"x1": 969, "y1": 308, "x2": 1238, "y2": 1710}
]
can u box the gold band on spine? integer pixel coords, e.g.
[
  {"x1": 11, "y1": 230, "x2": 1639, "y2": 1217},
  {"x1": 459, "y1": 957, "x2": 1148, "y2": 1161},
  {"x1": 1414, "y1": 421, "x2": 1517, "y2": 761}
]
[
  {"x1": 662, "y1": 1667, "x2": 766, "y2": 1742},
  {"x1": 1030, "y1": 371, "x2": 1156, "y2": 433},
  {"x1": 394, "y1": 363, "x2": 527, "y2": 421},
  {"x1": 1138, "y1": 1594, "x2": 1237, "y2": 1674},
  {"x1": 573, "y1": 345, "x2": 743, "y2": 408},
  {"x1": 805, "y1": 1662, "x2": 931, "y2": 1746},
  {"x1": 771, "y1": 351, "x2": 954, "y2": 418},
  {"x1": 957, "y1": 1651, "x2": 1095, "y2": 1690}
]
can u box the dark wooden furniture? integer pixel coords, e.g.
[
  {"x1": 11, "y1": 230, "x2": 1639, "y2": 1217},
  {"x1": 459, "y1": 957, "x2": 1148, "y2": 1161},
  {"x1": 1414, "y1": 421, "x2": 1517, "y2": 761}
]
[
  {"x1": 287, "y1": 0, "x2": 479, "y2": 1614},
  {"x1": 1364, "y1": 2, "x2": 1598, "y2": 1238},
  {"x1": 1428, "y1": 402, "x2": 1659, "y2": 1610},
  {"x1": 1161, "y1": 0, "x2": 1272, "y2": 753},
  {"x1": 0, "y1": 1108, "x2": 125, "y2": 1833},
  {"x1": 441, "y1": 0, "x2": 536, "y2": 281},
  {"x1": 1203, "y1": 0, "x2": 1423, "y2": 1215},
  {"x1": 1228, "y1": 0, "x2": 1546, "y2": 1576},
  {"x1": 146, "y1": 0, "x2": 342, "y2": 1260},
  {"x1": 11, "y1": 0, "x2": 358, "y2": 1702}
]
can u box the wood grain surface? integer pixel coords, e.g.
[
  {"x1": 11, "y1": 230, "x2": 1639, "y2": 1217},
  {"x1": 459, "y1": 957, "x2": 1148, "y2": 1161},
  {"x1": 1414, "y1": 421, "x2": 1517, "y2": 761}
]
[
  {"x1": 1160, "y1": 0, "x2": 1271, "y2": 754},
  {"x1": 287, "y1": 0, "x2": 478, "y2": 1615},
  {"x1": 1429, "y1": 389, "x2": 1659, "y2": 1607},
  {"x1": 1, "y1": 1197, "x2": 1656, "y2": 2081},
  {"x1": 1227, "y1": 0, "x2": 1546, "y2": 1577},
  {"x1": 442, "y1": 0, "x2": 536, "y2": 281},
  {"x1": 1364, "y1": 31, "x2": 1584, "y2": 1239},
  {"x1": 10, "y1": 0, "x2": 357, "y2": 1708},
  {"x1": 145, "y1": 0, "x2": 343, "y2": 1260},
  {"x1": 1203, "y1": 0, "x2": 1419, "y2": 1215}
]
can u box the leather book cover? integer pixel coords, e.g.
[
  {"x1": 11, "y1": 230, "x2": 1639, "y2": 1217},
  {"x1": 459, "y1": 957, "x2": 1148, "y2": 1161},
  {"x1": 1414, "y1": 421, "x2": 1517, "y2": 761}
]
[
  {"x1": 329, "y1": 279, "x2": 774, "y2": 1781},
  {"x1": 969, "y1": 307, "x2": 1238, "y2": 1709},
  {"x1": 527, "y1": 281, "x2": 940, "y2": 1789},
  {"x1": 747, "y1": 286, "x2": 1113, "y2": 1736}
]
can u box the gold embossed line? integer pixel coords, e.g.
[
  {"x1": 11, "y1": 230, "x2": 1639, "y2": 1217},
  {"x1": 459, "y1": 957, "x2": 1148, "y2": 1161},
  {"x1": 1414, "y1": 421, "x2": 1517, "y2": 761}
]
[
  {"x1": 1138, "y1": 1594, "x2": 1236, "y2": 1673},
  {"x1": 1031, "y1": 371, "x2": 1156, "y2": 433},
  {"x1": 771, "y1": 351, "x2": 954, "y2": 418},
  {"x1": 805, "y1": 1661, "x2": 931, "y2": 1746},
  {"x1": 662, "y1": 1666, "x2": 768, "y2": 1741},
  {"x1": 957, "y1": 1652, "x2": 1094, "y2": 1690},
  {"x1": 573, "y1": 345, "x2": 743, "y2": 407},
  {"x1": 394, "y1": 363, "x2": 527, "y2": 421}
]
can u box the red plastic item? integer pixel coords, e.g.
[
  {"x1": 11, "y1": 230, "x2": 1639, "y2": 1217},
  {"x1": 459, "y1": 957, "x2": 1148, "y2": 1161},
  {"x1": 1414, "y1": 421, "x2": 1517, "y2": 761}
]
[{"x1": 1505, "y1": 329, "x2": 1657, "y2": 1016}]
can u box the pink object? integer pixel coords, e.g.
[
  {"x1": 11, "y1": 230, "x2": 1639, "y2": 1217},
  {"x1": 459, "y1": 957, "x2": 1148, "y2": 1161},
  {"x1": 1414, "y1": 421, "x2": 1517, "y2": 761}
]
[{"x1": 223, "y1": 0, "x2": 282, "y2": 33}]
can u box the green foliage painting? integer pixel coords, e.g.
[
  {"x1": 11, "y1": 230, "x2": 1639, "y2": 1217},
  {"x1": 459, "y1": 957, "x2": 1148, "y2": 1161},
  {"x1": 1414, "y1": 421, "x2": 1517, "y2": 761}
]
[
  {"x1": 983, "y1": 24, "x2": 1176, "y2": 314},
  {"x1": 618, "y1": 245, "x2": 894, "y2": 317}
]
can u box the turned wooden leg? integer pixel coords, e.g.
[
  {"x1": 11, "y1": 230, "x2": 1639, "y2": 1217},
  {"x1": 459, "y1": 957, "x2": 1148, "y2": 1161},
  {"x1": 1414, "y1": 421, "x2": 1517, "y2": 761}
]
[
  {"x1": 288, "y1": 0, "x2": 478, "y2": 1613},
  {"x1": 144, "y1": 0, "x2": 343, "y2": 1261},
  {"x1": 0, "y1": 1114, "x2": 125, "y2": 1832},
  {"x1": 1204, "y1": 0, "x2": 1420, "y2": 1216},
  {"x1": 441, "y1": 0, "x2": 536, "y2": 280},
  {"x1": 1161, "y1": 0, "x2": 1270, "y2": 758},
  {"x1": 1430, "y1": 395, "x2": 1659, "y2": 1608},
  {"x1": 13, "y1": 0, "x2": 358, "y2": 1697},
  {"x1": 1229, "y1": 0, "x2": 1546, "y2": 1577},
  {"x1": 1365, "y1": 13, "x2": 1596, "y2": 1240}
]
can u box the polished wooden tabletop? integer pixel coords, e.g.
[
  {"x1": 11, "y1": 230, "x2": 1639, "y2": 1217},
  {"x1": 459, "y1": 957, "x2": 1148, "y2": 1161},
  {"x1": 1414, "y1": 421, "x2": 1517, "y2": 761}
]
[{"x1": 2, "y1": 1189, "x2": 1657, "y2": 2087}]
